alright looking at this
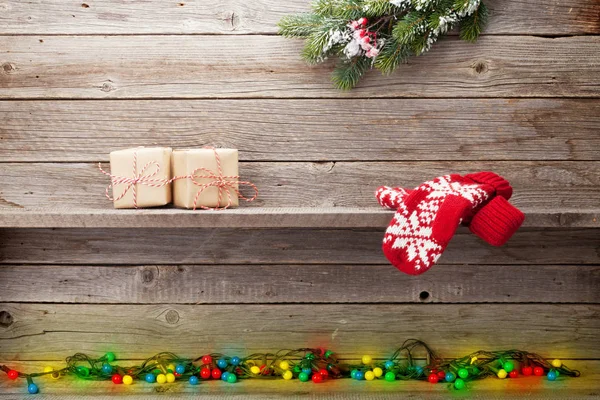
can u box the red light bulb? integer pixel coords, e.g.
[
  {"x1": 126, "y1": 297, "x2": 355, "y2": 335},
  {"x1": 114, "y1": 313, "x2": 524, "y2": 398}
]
[
  {"x1": 522, "y1": 366, "x2": 533, "y2": 376},
  {"x1": 7, "y1": 370, "x2": 19, "y2": 380},
  {"x1": 437, "y1": 371, "x2": 446, "y2": 379},
  {"x1": 428, "y1": 373, "x2": 439, "y2": 384},
  {"x1": 202, "y1": 355, "x2": 212, "y2": 365},
  {"x1": 509, "y1": 371, "x2": 519, "y2": 379},
  {"x1": 312, "y1": 373, "x2": 323, "y2": 383},
  {"x1": 200, "y1": 368, "x2": 211, "y2": 379},
  {"x1": 319, "y1": 369, "x2": 329, "y2": 379},
  {"x1": 533, "y1": 367, "x2": 544, "y2": 376},
  {"x1": 211, "y1": 369, "x2": 222, "y2": 380},
  {"x1": 112, "y1": 374, "x2": 123, "y2": 384}
]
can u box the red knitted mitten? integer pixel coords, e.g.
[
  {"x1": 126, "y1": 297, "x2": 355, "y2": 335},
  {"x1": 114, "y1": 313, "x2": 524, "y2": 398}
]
[{"x1": 376, "y1": 172, "x2": 521, "y2": 275}]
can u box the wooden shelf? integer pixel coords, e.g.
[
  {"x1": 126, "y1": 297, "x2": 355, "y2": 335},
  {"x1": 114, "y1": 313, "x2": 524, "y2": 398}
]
[
  {"x1": 0, "y1": 207, "x2": 597, "y2": 229},
  {"x1": 0, "y1": 360, "x2": 597, "y2": 399}
]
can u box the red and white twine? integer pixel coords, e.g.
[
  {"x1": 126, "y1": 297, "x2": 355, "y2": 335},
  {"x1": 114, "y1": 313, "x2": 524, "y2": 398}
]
[{"x1": 98, "y1": 148, "x2": 258, "y2": 210}]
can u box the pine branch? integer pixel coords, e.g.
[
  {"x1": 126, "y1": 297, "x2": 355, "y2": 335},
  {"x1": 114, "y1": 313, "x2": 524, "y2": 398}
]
[
  {"x1": 278, "y1": 13, "x2": 325, "y2": 37},
  {"x1": 300, "y1": 19, "x2": 348, "y2": 64},
  {"x1": 374, "y1": 38, "x2": 410, "y2": 74},
  {"x1": 331, "y1": 56, "x2": 372, "y2": 90},
  {"x1": 459, "y1": 2, "x2": 488, "y2": 42}
]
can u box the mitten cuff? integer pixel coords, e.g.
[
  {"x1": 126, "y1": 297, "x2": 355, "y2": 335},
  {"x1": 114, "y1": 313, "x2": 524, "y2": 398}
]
[
  {"x1": 465, "y1": 171, "x2": 513, "y2": 200},
  {"x1": 469, "y1": 196, "x2": 525, "y2": 246}
]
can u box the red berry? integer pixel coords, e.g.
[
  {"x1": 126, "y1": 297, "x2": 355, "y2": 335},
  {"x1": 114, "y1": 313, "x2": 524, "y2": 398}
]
[
  {"x1": 428, "y1": 373, "x2": 439, "y2": 384},
  {"x1": 202, "y1": 355, "x2": 212, "y2": 365},
  {"x1": 437, "y1": 371, "x2": 446, "y2": 379},
  {"x1": 211, "y1": 369, "x2": 222, "y2": 379},
  {"x1": 319, "y1": 369, "x2": 329, "y2": 379},
  {"x1": 200, "y1": 368, "x2": 211, "y2": 379},
  {"x1": 7, "y1": 370, "x2": 19, "y2": 380},
  {"x1": 112, "y1": 374, "x2": 123, "y2": 384},
  {"x1": 509, "y1": 371, "x2": 519, "y2": 379},
  {"x1": 533, "y1": 367, "x2": 544, "y2": 376},
  {"x1": 522, "y1": 366, "x2": 533, "y2": 376},
  {"x1": 358, "y1": 17, "x2": 368, "y2": 26},
  {"x1": 312, "y1": 373, "x2": 323, "y2": 383},
  {"x1": 174, "y1": 372, "x2": 181, "y2": 377}
]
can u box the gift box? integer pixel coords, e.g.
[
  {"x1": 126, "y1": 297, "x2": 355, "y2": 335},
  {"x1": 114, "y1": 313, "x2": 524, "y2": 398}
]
[
  {"x1": 171, "y1": 148, "x2": 242, "y2": 209},
  {"x1": 105, "y1": 147, "x2": 172, "y2": 209}
]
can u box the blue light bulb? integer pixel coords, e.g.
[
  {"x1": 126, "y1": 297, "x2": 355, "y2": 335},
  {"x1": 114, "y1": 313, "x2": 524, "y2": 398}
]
[
  {"x1": 145, "y1": 373, "x2": 156, "y2": 383},
  {"x1": 189, "y1": 375, "x2": 199, "y2": 385},
  {"x1": 217, "y1": 358, "x2": 228, "y2": 369}
]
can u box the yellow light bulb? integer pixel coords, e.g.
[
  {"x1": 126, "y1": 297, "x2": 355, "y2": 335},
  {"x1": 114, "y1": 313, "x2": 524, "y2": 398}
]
[
  {"x1": 497, "y1": 369, "x2": 508, "y2": 379},
  {"x1": 166, "y1": 364, "x2": 176, "y2": 373},
  {"x1": 365, "y1": 371, "x2": 375, "y2": 381},
  {"x1": 43, "y1": 366, "x2": 54, "y2": 373},
  {"x1": 250, "y1": 366, "x2": 261, "y2": 374},
  {"x1": 362, "y1": 355, "x2": 372, "y2": 365},
  {"x1": 551, "y1": 359, "x2": 562, "y2": 368},
  {"x1": 470, "y1": 356, "x2": 478, "y2": 364},
  {"x1": 156, "y1": 374, "x2": 167, "y2": 384},
  {"x1": 166, "y1": 373, "x2": 176, "y2": 383},
  {"x1": 122, "y1": 375, "x2": 133, "y2": 385},
  {"x1": 280, "y1": 361, "x2": 290, "y2": 370},
  {"x1": 373, "y1": 367, "x2": 383, "y2": 377}
]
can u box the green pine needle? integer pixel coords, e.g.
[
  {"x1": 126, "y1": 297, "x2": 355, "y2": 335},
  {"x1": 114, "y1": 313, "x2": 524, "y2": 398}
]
[
  {"x1": 459, "y1": 2, "x2": 488, "y2": 42},
  {"x1": 331, "y1": 57, "x2": 372, "y2": 90},
  {"x1": 278, "y1": 13, "x2": 324, "y2": 37}
]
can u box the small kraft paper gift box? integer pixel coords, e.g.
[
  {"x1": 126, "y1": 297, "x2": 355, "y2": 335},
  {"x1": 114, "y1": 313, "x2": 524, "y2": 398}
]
[
  {"x1": 102, "y1": 147, "x2": 173, "y2": 209},
  {"x1": 172, "y1": 148, "x2": 257, "y2": 210}
]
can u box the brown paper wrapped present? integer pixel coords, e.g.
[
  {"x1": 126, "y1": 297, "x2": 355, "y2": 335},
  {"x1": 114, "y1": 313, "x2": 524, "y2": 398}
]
[
  {"x1": 100, "y1": 147, "x2": 172, "y2": 209},
  {"x1": 172, "y1": 148, "x2": 257, "y2": 210}
]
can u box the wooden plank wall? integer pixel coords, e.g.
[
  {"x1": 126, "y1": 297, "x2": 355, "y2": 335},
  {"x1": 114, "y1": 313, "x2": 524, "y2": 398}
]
[{"x1": 0, "y1": 0, "x2": 599, "y2": 391}]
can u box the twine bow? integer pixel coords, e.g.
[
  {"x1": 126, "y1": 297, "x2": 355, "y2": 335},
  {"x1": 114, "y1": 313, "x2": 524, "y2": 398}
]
[
  {"x1": 98, "y1": 151, "x2": 170, "y2": 209},
  {"x1": 178, "y1": 147, "x2": 258, "y2": 211}
]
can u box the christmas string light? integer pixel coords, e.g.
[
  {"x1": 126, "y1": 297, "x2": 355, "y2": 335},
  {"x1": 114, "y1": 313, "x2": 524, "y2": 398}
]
[{"x1": 0, "y1": 339, "x2": 579, "y2": 394}]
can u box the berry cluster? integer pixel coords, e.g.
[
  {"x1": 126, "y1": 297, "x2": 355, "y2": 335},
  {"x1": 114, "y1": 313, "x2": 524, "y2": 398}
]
[{"x1": 345, "y1": 17, "x2": 381, "y2": 59}]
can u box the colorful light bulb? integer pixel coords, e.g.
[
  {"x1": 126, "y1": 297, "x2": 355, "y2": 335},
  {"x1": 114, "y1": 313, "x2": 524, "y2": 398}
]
[
  {"x1": 454, "y1": 378, "x2": 465, "y2": 390},
  {"x1": 165, "y1": 373, "x2": 176, "y2": 383},
  {"x1": 105, "y1": 352, "x2": 116, "y2": 363},
  {"x1": 298, "y1": 372, "x2": 309, "y2": 382},
  {"x1": 362, "y1": 355, "x2": 372, "y2": 365},
  {"x1": 217, "y1": 359, "x2": 228, "y2": 369},
  {"x1": 355, "y1": 371, "x2": 365, "y2": 380},
  {"x1": 373, "y1": 367, "x2": 383, "y2": 378},
  {"x1": 221, "y1": 372, "x2": 230, "y2": 381},
  {"x1": 250, "y1": 366, "x2": 261, "y2": 374},
  {"x1": 365, "y1": 371, "x2": 375, "y2": 381},
  {"x1": 533, "y1": 367, "x2": 544, "y2": 376},
  {"x1": 122, "y1": 375, "x2": 133, "y2": 385},
  {"x1": 189, "y1": 375, "x2": 199, "y2": 385},
  {"x1": 230, "y1": 357, "x2": 241, "y2": 366},
  {"x1": 211, "y1": 369, "x2": 222, "y2": 380},
  {"x1": 547, "y1": 371, "x2": 557, "y2": 381},
  {"x1": 28, "y1": 383, "x2": 39, "y2": 394},
  {"x1": 156, "y1": 374, "x2": 167, "y2": 384},
  {"x1": 318, "y1": 369, "x2": 329, "y2": 379},
  {"x1": 384, "y1": 371, "x2": 396, "y2": 382},
  {"x1": 202, "y1": 355, "x2": 213, "y2": 365},
  {"x1": 311, "y1": 373, "x2": 323, "y2": 383},
  {"x1": 551, "y1": 359, "x2": 562, "y2": 368},
  {"x1": 350, "y1": 369, "x2": 358, "y2": 379},
  {"x1": 112, "y1": 374, "x2": 122, "y2": 384},
  {"x1": 457, "y1": 368, "x2": 469, "y2": 379},
  {"x1": 324, "y1": 350, "x2": 334, "y2": 359},
  {"x1": 497, "y1": 369, "x2": 508, "y2": 379},
  {"x1": 384, "y1": 360, "x2": 394, "y2": 369},
  {"x1": 509, "y1": 370, "x2": 519, "y2": 379},
  {"x1": 283, "y1": 370, "x2": 293, "y2": 380},
  {"x1": 445, "y1": 372, "x2": 456, "y2": 382},
  {"x1": 503, "y1": 361, "x2": 515, "y2": 373},
  {"x1": 175, "y1": 364, "x2": 185, "y2": 374},
  {"x1": 428, "y1": 373, "x2": 439, "y2": 384},
  {"x1": 522, "y1": 366, "x2": 533, "y2": 376},
  {"x1": 200, "y1": 367, "x2": 211, "y2": 379},
  {"x1": 279, "y1": 361, "x2": 290, "y2": 370},
  {"x1": 227, "y1": 373, "x2": 237, "y2": 383},
  {"x1": 77, "y1": 366, "x2": 90, "y2": 377},
  {"x1": 145, "y1": 373, "x2": 156, "y2": 383}
]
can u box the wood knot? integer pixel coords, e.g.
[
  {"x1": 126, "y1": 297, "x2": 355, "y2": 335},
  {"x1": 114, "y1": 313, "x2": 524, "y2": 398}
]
[
  {"x1": 165, "y1": 309, "x2": 180, "y2": 325},
  {"x1": 81, "y1": 3, "x2": 89, "y2": 8},
  {"x1": 0, "y1": 311, "x2": 13, "y2": 328},
  {"x1": 471, "y1": 61, "x2": 488, "y2": 74},
  {"x1": 2, "y1": 63, "x2": 15, "y2": 73},
  {"x1": 141, "y1": 268, "x2": 155, "y2": 284},
  {"x1": 100, "y1": 81, "x2": 115, "y2": 92}
]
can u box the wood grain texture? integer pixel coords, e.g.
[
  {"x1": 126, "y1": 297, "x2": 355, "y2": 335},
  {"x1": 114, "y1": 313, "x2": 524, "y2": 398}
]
[
  {"x1": 1, "y1": 208, "x2": 597, "y2": 229},
  {"x1": 1, "y1": 264, "x2": 598, "y2": 304},
  {"x1": 1, "y1": 99, "x2": 599, "y2": 162},
  {"x1": 1, "y1": 36, "x2": 598, "y2": 99},
  {"x1": 0, "y1": 0, "x2": 597, "y2": 35},
  {"x1": 1, "y1": 228, "x2": 598, "y2": 265},
  {"x1": 0, "y1": 303, "x2": 598, "y2": 360},
  {"x1": 0, "y1": 161, "x2": 598, "y2": 210},
  {"x1": 1, "y1": 360, "x2": 600, "y2": 399},
  {"x1": 1, "y1": 361, "x2": 599, "y2": 399}
]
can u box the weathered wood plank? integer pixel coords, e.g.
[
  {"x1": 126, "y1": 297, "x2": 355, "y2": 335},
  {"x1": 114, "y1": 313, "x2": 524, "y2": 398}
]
[
  {"x1": 0, "y1": 303, "x2": 598, "y2": 360},
  {"x1": 0, "y1": 162, "x2": 598, "y2": 210},
  {"x1": 0, "y1": 361, "x2": 599, "y2": 399},
  {"x1": 1, "y1": 264, "x2": 598, "y2": 304},
  {"x1": 0, "y1": 0, "x2": 597, "y2": 35},
  {"x1": 1, "y1": 228, "x2": 598, "y2": 265},
  {"x1": 1, "y1": 99, "x2": 599, "y2": 162},
  {"x1": 1, "y1": 36, "x2": 598, "y2": 99},
  {"x1": 1, "y1": 208, "x2": 597, "y2": 229}
]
